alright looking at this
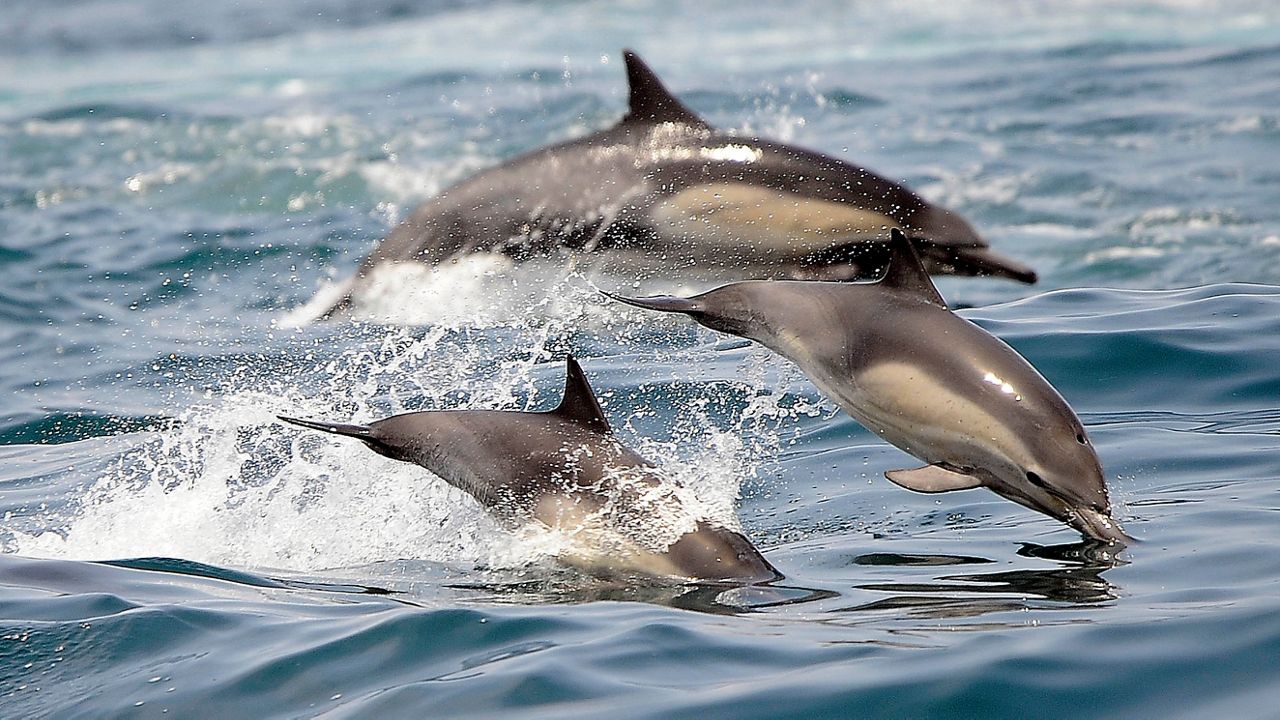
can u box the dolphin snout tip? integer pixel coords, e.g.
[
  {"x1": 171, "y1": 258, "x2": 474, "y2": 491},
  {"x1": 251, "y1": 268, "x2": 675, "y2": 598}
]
[{"x1": 1074, "y1": 508, "x2": 1137, "y2": 546}]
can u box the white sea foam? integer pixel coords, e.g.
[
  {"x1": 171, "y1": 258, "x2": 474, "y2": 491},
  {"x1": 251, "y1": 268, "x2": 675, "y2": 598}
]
[
  {"x1": 358, "y1": 148, "x2": 496, "y2": 206},
  {"x1": 285, "y1": 252, "x2": 727, "y2": 330},
  {"x1": 918, "y1": 167, "x2": 1030, "y2": 208},
  {"x1": 12, "y1": 388, "x2": 781, "y2": 573},
  {"x1": 1084, "y1": 246, "x2": 1167, "y2": 263},
  {"x1": 12, "y1": 393, "x2": 506, "y2": 571},
  {"x1": 15, "y1": 270, "x2": 801, "y2": 574},
  {"x1": 1003, "y1": 222, "x2": 1093, "y2": 240},
  {"x1": 1125, "y1": 206, "x2": 1242, "y2": 245}
]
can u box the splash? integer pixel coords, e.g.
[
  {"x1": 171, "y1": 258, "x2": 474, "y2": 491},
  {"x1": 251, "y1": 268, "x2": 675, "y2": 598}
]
[
  {"x1": 14, "y1": 271, "x2": 813, "y2": 574},
  {"x1": 13, "y1": 393, "x2": 505, "y2": 570},
  {"x1": 284, "y1": 250, "x2": 731, "y2": 330}
]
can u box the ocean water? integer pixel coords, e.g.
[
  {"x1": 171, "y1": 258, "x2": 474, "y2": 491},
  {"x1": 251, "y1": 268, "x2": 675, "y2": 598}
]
[{"x1": 3, "y1": 1, "x2": 1280, "y2": 717}]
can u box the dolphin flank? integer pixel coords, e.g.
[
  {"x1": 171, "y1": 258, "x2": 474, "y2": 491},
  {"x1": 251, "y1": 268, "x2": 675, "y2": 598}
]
[
  {"x1": 606, "y1": 229, "x2": 1130, "y2": 544},
  {"x1": 323, "y1": 50, "x2": 1035, "y2": 317},
  {"x1": 279, "y1": 356, "x2": 781, "y2": 582}
]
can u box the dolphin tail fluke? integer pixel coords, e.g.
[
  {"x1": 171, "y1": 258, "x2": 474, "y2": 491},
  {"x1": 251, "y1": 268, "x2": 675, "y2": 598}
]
[
  {"x1": 277, "y1": 415, "x2": 373, "y2": 440},
  {"x1": 925, "y1": 245, "x2": 1039, "y2": 285},
  {"x1": 601, "y1": 290, "x2": 703, "y2": 314}
]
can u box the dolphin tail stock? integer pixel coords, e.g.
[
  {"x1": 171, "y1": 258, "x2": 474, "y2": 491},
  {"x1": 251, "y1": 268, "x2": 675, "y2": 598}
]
[{"x1": 277, "y1": 415, "x2": 374, "y2": 440}]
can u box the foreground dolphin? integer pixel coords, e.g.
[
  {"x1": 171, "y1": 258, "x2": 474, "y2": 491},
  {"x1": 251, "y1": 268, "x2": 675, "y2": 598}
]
[
  {"x1": 606, "y1": 229, "x2": 1130, "y2": 543},
  {"x1": 323, "y1": 50, "x2": 1035, "y2": 316},
  {"x1": 278, "y1": 357, "x2": 780, "y2": 582}
]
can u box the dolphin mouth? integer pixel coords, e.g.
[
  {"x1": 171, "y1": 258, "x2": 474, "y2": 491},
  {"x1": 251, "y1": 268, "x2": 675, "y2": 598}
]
[
  {"x1": 1056, "y1": 501, "x2": 1134, "y2": 545},
  {"x1": 601, "y1": 290, "x2": 703, "y2": 315},
  {"x1": 1015, "y1": 483, "x2": 1134, "y2": 545}
]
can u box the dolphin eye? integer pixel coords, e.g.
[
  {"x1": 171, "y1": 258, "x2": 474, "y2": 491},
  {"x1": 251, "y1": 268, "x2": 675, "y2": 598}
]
[{"x1": 1025, "y1": 471, "x2": 1048, "y2": 489}]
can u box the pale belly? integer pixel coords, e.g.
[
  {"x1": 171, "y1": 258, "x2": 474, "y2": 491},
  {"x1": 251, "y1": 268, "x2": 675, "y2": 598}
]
[
  {"x1": 811, "y1": 360, "x2": 1027, "y2": 470},
  {"x1": 647, "y1": 182, "x2": 896, "y2": 264}
]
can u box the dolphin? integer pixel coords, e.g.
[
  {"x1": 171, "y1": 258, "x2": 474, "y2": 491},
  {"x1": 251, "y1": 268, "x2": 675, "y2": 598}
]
[
  {"x1": 278, "y1": 356, "x2": 780, "y2": 583},
  {"x1": 323, "y1": 50, "x2": 1035, "y2": 317},
  {"x1": 605, "y1": 229, "x2": 1130, "y2": 544}
]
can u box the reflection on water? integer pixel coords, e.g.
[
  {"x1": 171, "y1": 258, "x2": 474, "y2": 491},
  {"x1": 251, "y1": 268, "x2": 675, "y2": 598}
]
[
  {"x1": 102, "y1": 557, "x2": 292, "y2": 589},
  {"x1": 86, "y1": 539, "x2": 1123, "y2": 620},
  {"x1": 101, "y1": 557, "x2": 402, "y2": 597},
  {"x1": 435, "y1": 539, "x2": 1124, "y2": 618},
  {"x1": 445, "y1": 577, "x2": 839, "y2": 615},
  {"x1": 854, "y1": 552, "x2": 995, "y2": 567},
  {"x1": 88, "y1": 555, "x2": 833, "y2": 615},
  {"x1": 835, "y1": 540, "x2": 1123, "y2": 619}
]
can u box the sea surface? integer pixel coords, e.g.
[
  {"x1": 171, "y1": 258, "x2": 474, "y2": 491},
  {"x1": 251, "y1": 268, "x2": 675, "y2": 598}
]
[{"x1": 3, "y1": 1, "x2": 1280, "y2": 717}]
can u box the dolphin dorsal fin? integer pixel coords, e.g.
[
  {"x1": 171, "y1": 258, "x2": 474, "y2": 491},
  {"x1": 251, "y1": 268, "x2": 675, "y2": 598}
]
[
  {"x1": 622, "y1": 49, "x2": 710, "y2": 129},
  {"x1": 879, "y1": 228, "x2": 947, "y2": 308},
  {"x1": 551, "y1": 356, "x2": 612, "y2": 434}
]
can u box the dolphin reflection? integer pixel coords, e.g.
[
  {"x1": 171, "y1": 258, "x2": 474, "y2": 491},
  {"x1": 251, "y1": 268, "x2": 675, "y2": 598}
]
[{"x1": 834, "y1": 540, "x2": 1123, "y2": 619}]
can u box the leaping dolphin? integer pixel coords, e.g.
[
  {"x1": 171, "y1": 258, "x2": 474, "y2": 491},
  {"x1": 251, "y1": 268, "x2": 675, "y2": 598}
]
[
  {"x1": 279, "y1": 357, "x2": 781, "y2": 582},
  {"x1": 323, "y1": 50, "x2": 1035, "y2": 317},
  {"x1": 606, "y1": 229, "x2": 1129, "y2": 544}
]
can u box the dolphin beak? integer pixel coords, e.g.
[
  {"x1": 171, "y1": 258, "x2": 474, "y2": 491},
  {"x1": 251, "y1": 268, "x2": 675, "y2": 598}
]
[
  {"x1": 1008, "y1": 482, "x2": 1136, "y2": 546},
  {"x1": 1069, "y1": 506, "x2": 1135, "y2": 545},
  {"x1": 601, "y1": 290, "x2": 703, "y2": 315}
]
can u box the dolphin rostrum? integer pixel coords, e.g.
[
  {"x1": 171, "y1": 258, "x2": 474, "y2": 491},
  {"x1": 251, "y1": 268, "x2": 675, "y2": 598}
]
[
  {"x1": 278, "y1": 357, "x2": 781, "y2": 582},
  {"x1": 606, "y1": 229, "x2": 1130, "y2": 543},
  {"x1": 323, "y1": 50, "x2": 1035, "y2": 316}
]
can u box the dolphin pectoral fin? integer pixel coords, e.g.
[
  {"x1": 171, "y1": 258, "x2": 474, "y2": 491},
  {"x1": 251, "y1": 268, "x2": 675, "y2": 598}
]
[
  {"x1": 551, "y1": 356, "x2": 612, "y2": 434},
  {"x1": 601, "y1": 290, "x2": 703, "y2": 315},
  {"x1": 885, "y1": 465, "x2": 983, "y2": 494}
]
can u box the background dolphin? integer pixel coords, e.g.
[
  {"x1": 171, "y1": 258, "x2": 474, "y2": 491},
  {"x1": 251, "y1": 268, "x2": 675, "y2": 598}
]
[
  {"x1": 607, "y1": 229, "x2": 1129, "y2": 544},
  {"x1": 279, "y1": 357, "x2": 780, "y2": 583},
  {"x1": 324, "y1": 50, "x2": 1035, "y2": 317}
]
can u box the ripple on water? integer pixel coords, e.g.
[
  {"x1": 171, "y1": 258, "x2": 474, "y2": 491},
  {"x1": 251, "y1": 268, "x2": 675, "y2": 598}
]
[{"x1": 4, "y1": 3, "x2": 1280, "y2": 718}]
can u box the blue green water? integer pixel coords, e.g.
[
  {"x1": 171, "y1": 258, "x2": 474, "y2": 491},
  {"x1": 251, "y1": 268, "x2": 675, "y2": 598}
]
[{"x1": 3, "y1": 1, "x2": 1280, "y2": 717}]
